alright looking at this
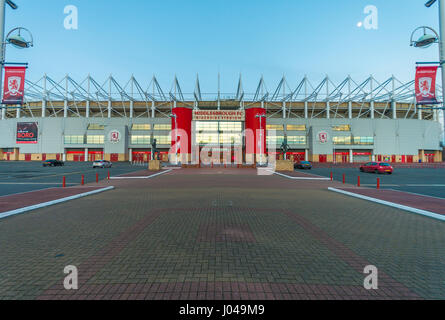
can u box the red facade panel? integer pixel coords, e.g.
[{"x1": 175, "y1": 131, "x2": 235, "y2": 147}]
[
  {"x1": 245, "y1": 107, "x2": 266, "y2": 155},
  {"x1": 171, "y1": 107, "x2": 193, "y2": 155}
]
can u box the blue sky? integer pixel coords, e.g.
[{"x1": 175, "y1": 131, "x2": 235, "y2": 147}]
[{"x1": 5, "y1": 0, "x2": 442, "y2": 92}]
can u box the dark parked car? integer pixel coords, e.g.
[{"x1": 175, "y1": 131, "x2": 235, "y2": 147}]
[
  {"x1": 360, "y1": 162, "x2": 393, "y2": 174},
  {"x1": 294, "y1": 161, "x2": 312, "y2": 170},
  {"x1": 43, "y1": 159, "x2": 64, "y2": 167}
]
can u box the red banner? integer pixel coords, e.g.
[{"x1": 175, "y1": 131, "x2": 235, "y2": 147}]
[
  {"x1": 2, "y1": 66, "x2": 26, "y2": 105},
  {"x1": 415, "y1": 66, "x2": 439, "y2": 105}
]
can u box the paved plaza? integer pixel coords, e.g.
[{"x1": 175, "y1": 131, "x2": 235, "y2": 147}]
[{"x1": 1, "y1": 167, "x2": 445, "y2": 300}]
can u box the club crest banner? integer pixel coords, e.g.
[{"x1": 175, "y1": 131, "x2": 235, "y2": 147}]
[
  {"x1": 415, "y1": 66, "x2": 439, "y2": 105},
  {"x1": 2, "y1": 66, "x2": 27, "y2": 105}
]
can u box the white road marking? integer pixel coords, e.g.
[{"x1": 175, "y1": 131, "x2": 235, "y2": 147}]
[
  {"x1": 0, "y1": 182, "x2": 77, "y2": 185},
  {"x1": 272, "y1": 171, "x2": 331, "y2": 181},
  {"x1": 388, "y1": 189, "x2": 445, "y2": 200},
  {"x1": 405, "y1": 184, "x2": 445, "y2": 187},
  {"x1": 0, "y1": 186, "x2": 115, "y2": 220},
  {"x1": 361, "y1": 184, "x2": 445, "y2": 187},
  {"x1": 328, "y1": 187, "x2": 445, "y2": 222},
  {"x1": 110, "y1": 169, "x2": 172, "y2": 180}
]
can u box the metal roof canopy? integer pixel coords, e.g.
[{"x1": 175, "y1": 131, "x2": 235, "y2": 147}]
[{"x1": 14, "y1": 74, "x2": 443, "y2": 120}]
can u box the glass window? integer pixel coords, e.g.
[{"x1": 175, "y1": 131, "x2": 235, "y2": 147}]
[
  {"x1": 154, "y1": 124, "x2": 171, "y2": 131},
  {"x1": 219, "y1": 133, "x2": 242, "y2": 145},
  {"x1": 86, "y1": 135, "x2": 105, "y2": 144},
  {"x1": 287, "y1": 136, "x2": 307, "y2": 144},
  {"x1": 132, "y1": 124, "x2": 151, "y2": 131},
  {"x1": 333, "y1": 136, "x2": 352, "y2": 145},
  {"x1": 87, "y1": 124, "x2": 105, "y2": 130},
  {"x1": 153, "y1": 134, "x2": 171, "y2": 145},
  {"x1": 131, "y1": 135, "x2": 151, "y2": 145},
  {"x1": 266, "y1": 124, "x2": 284, "y2": 131},
  {"x1": 266, "y1": 136, "x2": 285, "y2": 145},
  {"x1": 196, "y1": 122, "x2": 219, "y2": 132},
  {"x1": 196, "y1": 133, "x2": 218, "y2": 144},
  {"x1": 219, "y1": 122, "x2": 242, "y2": 132},
  {"x1": 286, "y1": 125, "x2": 306, "y2": 131},
  {"x1": 332, "y1": 125, "x2": 351, "y2": 131},
  {"x1": 64, "y1": 135, "x2": 84, "y2": 144},
  {"x1": 354, "y1": 137, "x2": 374, "y2": 145}
]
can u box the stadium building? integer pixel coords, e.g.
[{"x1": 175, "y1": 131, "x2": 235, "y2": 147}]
[{"x1": 0, "y1": 75, "x2": 443, "y2": 164}]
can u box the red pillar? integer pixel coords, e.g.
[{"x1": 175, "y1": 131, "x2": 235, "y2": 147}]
[
  {"x1": 245, "y1": 107, "x2": 267, "y2": 164},
  {"x1": 171, "y1": 107, "x2": 193, "y2": 163}
]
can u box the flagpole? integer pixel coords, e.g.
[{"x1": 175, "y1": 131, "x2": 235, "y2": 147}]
[
  {"x1": 439, "y1": 0, "x2": 445, "y2": 144},
  {"x1": 0, "y1": 0, "x2": 6, "y2": 119}
]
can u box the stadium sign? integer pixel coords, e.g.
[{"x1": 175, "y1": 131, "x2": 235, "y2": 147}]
[{"x1": 193, "y1": 110, "x2": 245, "y2": 121}]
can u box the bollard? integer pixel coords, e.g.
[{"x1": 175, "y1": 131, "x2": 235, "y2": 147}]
[
  {"x1": 63, "y1": 176, "x2": 66, "y2": 188},
  {"x1": 96, "y1": 173, "x2": 99, "y2": 183},
  {"x1": 342, "y1": 174, "x2": 345, "y2": 184},
  {"x1": 330, "y1": 172, "x2": 333, "y2": 181},
  {"x1": 358, "y1": 176, "x2": 361, "y2": 187},
  {"x1": 81, "y1": 175, "x2": 84, "y2": 186},
  {"x1": 377, "y1": 178, "x2": 380, "y2": 190},
  {"x1": 108, "y1": 171, "x2": 110, "y2": 181}
]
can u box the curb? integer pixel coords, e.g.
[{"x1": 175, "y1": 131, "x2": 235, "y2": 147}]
[
  {"x1": 0, "y1": 186, "x2": 115, "y2": 220},
  {"x1": 328, "y1": 187, "x2": 445, "y2": 222}
]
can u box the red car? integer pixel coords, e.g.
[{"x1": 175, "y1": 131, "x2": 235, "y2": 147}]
[{"x1": 360, "y1": 162, "x2": 393, "y2": 174}]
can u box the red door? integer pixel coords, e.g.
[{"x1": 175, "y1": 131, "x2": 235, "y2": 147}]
[
  {"x1": 7, "y1": 153, "x2": 10, "y2": 161},
  {"x1": 25, "y1": 154, "x2": 31, "y2": 161},
  {"x1": 342, "y1": 155, "x2": 349, "y2": 163},
  {"x1": 319, "y1": 155, "x2": 327, "y2": 163},
  {"x1": 73, "y1": 154, "x2": 85, "y2": 162},
  {"x1": 111, "y1": 154, "x2": 119, "y2": 162},
  {"x1": 295, "y1": 153, "x2": 305, "y2": 163},
  {"x1": 401, "y1": 155, "x2": 406, "y2": 163},
  {"x1": 42, "y1": 154, "x2": 47, "y2": 161},
  {"x1": 56, "y1": 154, "x2": 61, "y2": 161},
  {"x1": 407, "y1": 155, "x2": 413, "y2": 163},
  {"x1": 391, "y1": 155, "x2": 396, "y2": 163},
  {"x1": 426, "y1": 154, "x2": 435, "y2": 163},
  {"x1": 377, "y1": 155, "x2": 382, "y2": 162}
]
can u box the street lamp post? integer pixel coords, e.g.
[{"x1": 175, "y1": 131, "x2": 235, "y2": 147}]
[
  {"x1": 0, "y1": 1, "x2": 34, "y2": 119},
  {"x1": 170, "y1": 113, "x2": 178, "y2": 164},
  {"x1": 437, "y1": 0, "x2": 445, "y2": 143},
  {"x1": 0, "y1": 1, "x2": 17, "y2": 117},
  {"x1": 256, "y1": 114, "x2": 266, "y2": 165},
  {"x1": 419, "y1": 0, "x2": 445, "y2": 144}
]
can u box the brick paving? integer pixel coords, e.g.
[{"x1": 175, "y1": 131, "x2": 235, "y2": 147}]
[
  {"x1": 1, "y1": 168, "x2": 444, "y2": 300},
  {"x1": 336, "y1": 188, "x2": 445, "y2": 215}
]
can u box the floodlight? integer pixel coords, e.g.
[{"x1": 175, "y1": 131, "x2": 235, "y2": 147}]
[
  {"x1": 425, "y1": 0, "x2": 437, "y2": 8},
  {"x1": 5, "y1": 0, "x2": 18, "y2": 10}
]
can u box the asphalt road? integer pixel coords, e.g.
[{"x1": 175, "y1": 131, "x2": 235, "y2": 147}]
[
  {"x1": 308, "y1": 167, "x2": 445, "y2": 198},
  {"x1": 0, "y1": 161, "x2": 145, "y2": 197}
]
